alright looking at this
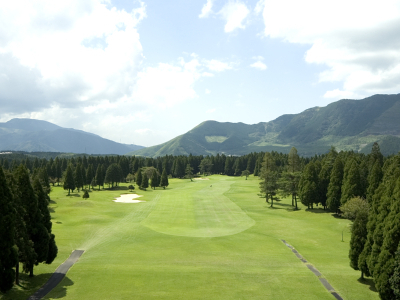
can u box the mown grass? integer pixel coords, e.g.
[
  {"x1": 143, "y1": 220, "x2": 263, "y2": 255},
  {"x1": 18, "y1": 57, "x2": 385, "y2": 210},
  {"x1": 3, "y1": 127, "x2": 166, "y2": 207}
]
[{"x1": 1, "y1": 176, "x2": 379, "y2": 299}]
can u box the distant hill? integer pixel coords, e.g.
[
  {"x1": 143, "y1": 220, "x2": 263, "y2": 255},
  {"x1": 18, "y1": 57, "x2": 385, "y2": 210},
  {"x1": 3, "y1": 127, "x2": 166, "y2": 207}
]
[
  {"x1": 0, "y1": 118, "x2": 144, "y2": 155},
  {"x1": 130, "y1": 94, "x2": 400, "y2": 157}
]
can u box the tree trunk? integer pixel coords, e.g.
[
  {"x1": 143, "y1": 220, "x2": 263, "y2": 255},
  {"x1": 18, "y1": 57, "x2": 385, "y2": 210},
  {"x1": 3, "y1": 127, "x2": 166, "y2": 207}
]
[
  {"x1": 295, "y1": 195, "x2": 298, "y2": 210},
  {"x1": 15, "y1": 261, "x2": 19, "y2": 285},
  {"x1": 29, "y1": 265, "x2": 34, "y2": 277}
]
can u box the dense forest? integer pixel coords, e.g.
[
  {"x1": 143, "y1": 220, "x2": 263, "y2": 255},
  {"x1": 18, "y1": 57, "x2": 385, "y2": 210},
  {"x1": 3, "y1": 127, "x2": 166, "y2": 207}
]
[{"x1": 0, "y1": 145, "x2": 399, "y2": 298}]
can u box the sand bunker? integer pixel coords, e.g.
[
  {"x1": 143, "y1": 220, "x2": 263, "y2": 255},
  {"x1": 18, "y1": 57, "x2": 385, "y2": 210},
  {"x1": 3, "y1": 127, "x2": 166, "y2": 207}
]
[
  {"x1": 113, "y1": 194, "x2": 144, "y2": 203},
  {"x1": 194, "y1": 177, "x2": 209, "y2": 180}
]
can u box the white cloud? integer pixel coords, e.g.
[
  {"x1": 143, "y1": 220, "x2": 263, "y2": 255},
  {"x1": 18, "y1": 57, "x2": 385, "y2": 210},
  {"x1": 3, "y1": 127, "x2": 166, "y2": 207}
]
[
  {"x1": 205, "y1": 89, "x2": 211, "y2": 94},
  {"x1": 323, "y1": 89, "x2": 357, "y2": 99},
  {"x1": 207, "y1": 108, "x2": 216, "y2": 113},
  {"x1": 0, "y1": 0, "x2": 146, "y2": 113},
  {"x1": 250, "y1": 61, "x2": 267, "y2": 70},
  {"x1": 219, "y1": 1, "x2": 250, "y2": 32},
  {"x1": 204, "y1": 59, "x2": 234, "y2": 72},
  {"x1": 199, "y1": 0, "x2": 214, "y2": 18},
  {"x1": 258, "y1": 0, "x2": 400, "y2": 96},
  {"x1": 135, "y1": 128, "x2": 153, "y2": 135}
]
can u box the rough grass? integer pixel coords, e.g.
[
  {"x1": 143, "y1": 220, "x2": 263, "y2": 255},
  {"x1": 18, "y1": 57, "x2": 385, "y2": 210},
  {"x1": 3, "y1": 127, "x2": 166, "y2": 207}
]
[{"x1": 1, "y1": 176, "x2": 379, "y2": 300}]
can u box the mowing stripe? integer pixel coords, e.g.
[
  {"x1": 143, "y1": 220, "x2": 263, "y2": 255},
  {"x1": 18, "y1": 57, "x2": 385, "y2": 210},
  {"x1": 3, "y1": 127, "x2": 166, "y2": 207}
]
[
  {"x1": 27, "y1": 250, "x2": 84, "y2": 300},
  {"x1": 281, "y1": 240, "x2": 344, "y2": 300}
]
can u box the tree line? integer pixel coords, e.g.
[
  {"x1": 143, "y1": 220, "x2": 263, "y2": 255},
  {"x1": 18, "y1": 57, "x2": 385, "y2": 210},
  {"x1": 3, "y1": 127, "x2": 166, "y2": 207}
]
[
  {"x1": 0, "y1": 164, "x2": 57, "y2": 293},
  {"x1": 258, "y1": 143, "x2": 399, "y2": 299}
]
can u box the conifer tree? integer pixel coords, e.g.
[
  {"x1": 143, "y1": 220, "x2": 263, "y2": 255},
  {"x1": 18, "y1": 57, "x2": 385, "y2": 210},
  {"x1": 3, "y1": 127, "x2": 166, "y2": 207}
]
[
  {"x1": 298, "y1": 161, "x2": 318, "y2": 209},
  {"x1": 259, "y1": 152, "x2": 279, "y2": 207},
  {"x1": 185, "y1": 164, "x2": 194, "y2": 181},
  {"x1": 14, "y1": 165, "x2": 46, "y2": 277},
  {"x1": 151, "y1": 170, "x2": 159, "y2": 189},
  {"x1": 366, "y1": 160, "x2": 383, "y2": 204},
  {"x1": 326, "y1": 157, "x2": 344, "y2": 213},
  {"x1": 389, "y1": 244, "x2": 400, "y2": 299},
  {"x1": 136, "y1": 168, "x2": 143, "y2": 188},
  {"x1": 0, "y1": 166, "x2": 18, "y2": 293},
  {"x1": 33, "y1": 178, "x2": 57, "y2": 266},
  {"x1": 86, "y1": 164, "x2": 94, "y2": 190},
  {"x1": 63, "y1": 165, "x2": 75, "y2": 195},
  {"x1": 95, "y1": 164, "x2": 104, "y2": 190},
  {"x1": 160, "y1": 168, "x2": 169, "y2": 189},
  {"x1": 373, "y1": 177, "x2": 400, "y2": 299},
  {"x1": 74, "y1": 163, "x2": 83, "y2": 192},
  {"x1": 349, "y1": 208, "x2": 369, "y2": 278},
  {"x1": 341, "y1": 158, "x2": 363, "y2": 205},
  {"x1": 141, "y1": 172, "x2": 149, "y2": 190}
]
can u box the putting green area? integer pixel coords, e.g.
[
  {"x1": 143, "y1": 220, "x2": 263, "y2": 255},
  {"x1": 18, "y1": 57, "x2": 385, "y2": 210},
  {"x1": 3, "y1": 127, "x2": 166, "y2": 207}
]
[{"x1": 2, "y1": 175, "x2": 379, "y2": 300}]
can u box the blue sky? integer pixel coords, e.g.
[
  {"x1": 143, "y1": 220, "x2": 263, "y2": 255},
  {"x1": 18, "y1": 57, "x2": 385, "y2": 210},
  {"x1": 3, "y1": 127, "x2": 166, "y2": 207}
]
[{"x1": 1, "y1": 0, "x2": 400, "y2": 146}]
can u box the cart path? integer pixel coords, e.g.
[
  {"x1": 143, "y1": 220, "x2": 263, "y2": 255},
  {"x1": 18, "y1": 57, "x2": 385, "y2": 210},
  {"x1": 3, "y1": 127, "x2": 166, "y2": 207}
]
[
  {"x1": 27, "y1": 250, "x2": 84, "y2": 300},
  {"x1": 281, "y1": 240, "x2": 344, "y2": 300}
]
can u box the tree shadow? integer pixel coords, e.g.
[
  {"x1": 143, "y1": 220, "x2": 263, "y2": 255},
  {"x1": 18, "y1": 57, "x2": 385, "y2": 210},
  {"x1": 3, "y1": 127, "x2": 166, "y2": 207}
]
[
  {"x1": 68, "y1": 193, "x2": 81, "y2": 197},
  {"x1": 50, "y1": 199, "x2": 57, "y2": 204},
  {"x1": 105, "y1": 186, "x2": 129, "y2": 191},
  {"x1": 1, "y1": 273, "x2": 74, "y2": 300},
  {"x1": 357, "y1": 277, "x2": 377, "y2": 293}
]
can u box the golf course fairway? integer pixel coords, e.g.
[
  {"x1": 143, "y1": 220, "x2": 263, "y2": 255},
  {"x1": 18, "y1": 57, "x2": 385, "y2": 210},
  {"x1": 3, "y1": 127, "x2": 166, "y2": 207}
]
[{"x1": 2, "y1": 175, "x2": 379, "y2": 300}]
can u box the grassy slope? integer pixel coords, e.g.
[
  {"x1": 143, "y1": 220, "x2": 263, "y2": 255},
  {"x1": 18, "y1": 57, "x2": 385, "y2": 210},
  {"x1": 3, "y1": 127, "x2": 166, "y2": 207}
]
[{"x1": 2, "y1": 176, "x2": 378, "y2": 300}]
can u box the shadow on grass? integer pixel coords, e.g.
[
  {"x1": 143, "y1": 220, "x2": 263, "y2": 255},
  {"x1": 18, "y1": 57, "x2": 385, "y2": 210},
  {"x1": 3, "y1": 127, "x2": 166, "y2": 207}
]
[
  {"x1": 0, "y1": 273, "x2": 73, "y2": 300},
  {"x1": 49, "y1": 199, "x2": 57, "y2": 204},
  {"x1": 68, "y1": 193, "x2": 81, "y2": 197},
  {"x1": 105, "y1": 186, "x2": 129, "y2": 191},
  {"x1": 357, "y1": 277, "x2": 377, "y2": 293}
]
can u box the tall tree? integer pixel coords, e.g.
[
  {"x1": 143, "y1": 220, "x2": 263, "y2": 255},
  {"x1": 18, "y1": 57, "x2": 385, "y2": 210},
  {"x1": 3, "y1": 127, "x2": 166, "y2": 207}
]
[
  {"x1": 160, "y1": 168, "x2": 169, "y2": 189},
  {"x1": 74, "y1": 163, "x2": 84, "y2": 192},
  {"x1": 298, "y1": 161, "x2": 319, "y2": 209},
  {"x1": 104, "y1": 163, "x2": 123, "y2": 188},
  {"x1": 136, "y1": 168, "x2": 143, "y2": 188},
  {"x1": 0, "y1": 166, "x2": 18, "y2": 293},
  {"x1": 259, "y1": 152, "x2": 279, "y2": 207},
  {"x1": 185, "y1": 164, "x2": 194, "y2": 181},
  {"x1": 95, "y1": 164, "x2": 105, "y2": 190},
  {"x1": 141, "y1": 172, "x2": 149, "y2": 191},
  {"x1": 341, "y1": 158, "x2": 363, "y2": 205},
  {"x1": 326, "y1": 157, "x2": 344, "y2": 213},
  {"x1": 349, "y1": 208, "x2": 369, "y2": 278},
  {"x1": 150, "y1": 170, "x2": 159, "y2": 190},
  {"x1": 63, "y1": 165, "x2": 75, "y2": 195},
  {"x1": 389, "y1": 244, "x2": 400, "y2": 299}
]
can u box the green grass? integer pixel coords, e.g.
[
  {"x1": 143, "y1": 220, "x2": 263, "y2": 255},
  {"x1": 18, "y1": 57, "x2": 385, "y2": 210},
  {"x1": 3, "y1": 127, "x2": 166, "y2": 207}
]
[{"x1": 1, "y1": 176, "x2": 379, "y2": 300}]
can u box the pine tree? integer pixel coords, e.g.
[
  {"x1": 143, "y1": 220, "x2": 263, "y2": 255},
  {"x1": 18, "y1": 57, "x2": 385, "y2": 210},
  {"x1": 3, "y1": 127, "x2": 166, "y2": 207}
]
[
  {"x1": 95, "y1": 164, "x2": 104, "y2": 190},
  {"x1": 326, "y1": 157, "x2": 344, "y2": 213},
  {"x1": 33, "y1": 178, "x2": 57, "y2": 266},
  {"x1": 185, "y1": 164, "x2": 194, "y2": 181},
  {"x1": 14, "y1": 165, "x2": 46, "y2": 277},
  {"x1": 74, "y1": 163, "x2": 83, "y2": 192},
  {"x1": 160, "y1": 168, "x2": 169, "y2": 189},
  {"x1": 0, "y1": 166, "x2": 18, "y2": 293},
  {"x1": 151, "y1": 170, "x2": 159, "y2": 189},
  {"x1": 349, "y1": 208, "x2": 369, "y2": 278},
  {"x1": 298, "y1": 161, "x2": 319, "y2": 209},
  {"x1": 86, "y1": 164, "x2": 94, "y2": 190},
  {"x1": 373, "y1": 177, "x2": 400, "y2": 299},
  {"x1": 136, "y1": 168, "x2": 143, "y2": 188},
  {"x1": 341, "y1": 158, "x2": 363, "y2": 205},
  {"x1": 141, "y1": 172, "x2": 149, "y2": 190},
  {"x1": 259, "y1": 152, "x2": 279, "y2": 207},
  {"x1": 63, "y1": 165, "x2": 75, "y2": 195},
  {"x1": 389, "y1": 244, "x2": 400, "y2": 299},
  {"x1": 366, "y1": 160, "x2": 383, "y2": 204}
]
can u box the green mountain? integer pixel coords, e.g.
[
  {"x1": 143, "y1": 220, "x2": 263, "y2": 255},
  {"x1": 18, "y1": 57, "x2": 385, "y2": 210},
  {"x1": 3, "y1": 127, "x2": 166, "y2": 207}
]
[
  {"x1": 0, "y1": 118, "x2": 144, "y2": 155},
  {"x1": 130, "y1": 94, "x2": 400, "y2": 157}
]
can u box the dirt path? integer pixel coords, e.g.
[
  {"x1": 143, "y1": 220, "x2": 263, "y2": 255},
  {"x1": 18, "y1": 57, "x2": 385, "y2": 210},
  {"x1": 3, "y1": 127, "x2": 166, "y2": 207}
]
[
  {"x1": 27, "y1": 250, "x2": 84, "y2": 300},
  {"x1": 281, "y1": 240, "x2": 344, "y2": 300}
]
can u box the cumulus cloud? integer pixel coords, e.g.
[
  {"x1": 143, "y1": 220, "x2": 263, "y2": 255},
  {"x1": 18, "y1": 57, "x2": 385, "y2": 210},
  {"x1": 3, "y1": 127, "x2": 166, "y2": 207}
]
[
  {"x1": 250, "y1": 61, "x2": 267, "y2": 70},
  {"x1": 204, "y1": 59, "x2": 234, "y2": 72},
  {"x1": 199, "y1": 0, "x2": 214, "y2": 18},
  {"x1": 258, "y1": 0, "x2": 400, "y2": 96},
  {"x1": 219, "y1": 1, "x2": 250, "y2": 32},
  {"x1": 0, "y1": 0, "x2": 145, "y2": 113}
]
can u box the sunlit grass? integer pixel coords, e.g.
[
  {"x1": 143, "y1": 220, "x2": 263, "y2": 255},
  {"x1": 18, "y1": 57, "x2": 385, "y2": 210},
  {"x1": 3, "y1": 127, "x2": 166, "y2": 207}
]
[{"x1": 1, "y1": 176, "x2": 379, "y2": 300}]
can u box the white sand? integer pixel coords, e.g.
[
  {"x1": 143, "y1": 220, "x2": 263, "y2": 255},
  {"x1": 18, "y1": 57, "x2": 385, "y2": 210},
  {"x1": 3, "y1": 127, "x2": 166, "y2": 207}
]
[
  {"x1": 113, "y1": 194, "x2": 144, "y2": 203},
  {"x1": 194, "y1": 177, "x2": 209, "y2": 180}
]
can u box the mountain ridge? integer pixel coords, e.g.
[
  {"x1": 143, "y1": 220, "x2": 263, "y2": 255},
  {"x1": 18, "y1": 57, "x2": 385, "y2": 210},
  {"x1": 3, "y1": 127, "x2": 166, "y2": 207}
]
[
  {"x1": 0, "y1": 118, "x2": 144, "y2": 155},
  {"x1": 130, "y1": 93, "x2": 400, "y2": 157}
]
